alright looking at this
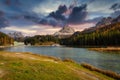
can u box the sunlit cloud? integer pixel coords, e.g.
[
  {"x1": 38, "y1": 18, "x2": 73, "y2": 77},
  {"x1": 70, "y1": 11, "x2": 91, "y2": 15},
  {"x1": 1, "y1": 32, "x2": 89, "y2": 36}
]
[
  {"x1": 1, "y1": 25, "x2": 61, "y2": 36},
  {"x1": 0, "y1": 0, "x2": 120, "y2": 36},
  {"x1": 69, "y1": 22, "x2": 95, "y2": 31}
]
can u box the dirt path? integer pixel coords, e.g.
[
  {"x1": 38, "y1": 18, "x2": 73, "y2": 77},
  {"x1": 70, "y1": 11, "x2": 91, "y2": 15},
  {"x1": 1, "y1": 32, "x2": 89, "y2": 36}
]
[{"x1": 2, "y1": 52, "x2": 58, "y2": 63}]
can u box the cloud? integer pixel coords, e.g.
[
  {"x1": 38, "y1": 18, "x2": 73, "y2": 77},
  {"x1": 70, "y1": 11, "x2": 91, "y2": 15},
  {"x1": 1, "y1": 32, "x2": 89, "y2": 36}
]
[
  {"x1": 0, "y1": 22, "x2": 96, "y2": 36},
  {"x1": 110, "y1": 3, "x2": 120, "y2": 11},
  {"x1": 0, "y1": 17, "x2": 9, "y2": 28},
  {"x1": 0, "y1": 11, "x2": 9, "y2": 28},
  {"x1": 68, "y1": 4, "x2": 88, "y2": 24},
  {"x1": 87, "y1": 0, "x2": 120, "y2": 19},
  {"x1": 39, "y1": 5, "x2": 68, "y2": 27},
  {"x1": 110, "y1": 3, "x2": 120, "y2": 18},
  {"x1": 39, "y1": 17, "x2": 65, "y2": 27},
  {"x1": 4, "y1": 26, "x2": 37, "y2": 33},
  {"x1": 39, "y1": 3, "x2": 89, "y2": 26},
  {"x1": 2, "y1": 0, "x2": 120, "y2": 36},
  {"x1": 0, "y1": 24, "x2": 61, "y2": 36},
  {"x1": 110, "y1": 10, "x2": 120, "y2": 18},
  {"x1": 48, "y1": 5, "x2": 67, "y2": 21},
  {"x1": 68, "y1": 22, "x2": 95, "y2": 31}
]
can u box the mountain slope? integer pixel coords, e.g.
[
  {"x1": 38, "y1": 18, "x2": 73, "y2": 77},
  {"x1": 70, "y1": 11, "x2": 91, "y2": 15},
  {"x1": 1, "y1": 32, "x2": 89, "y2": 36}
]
[
  {"x1": 61, "y1": 22, "x2": 120, "y2": 46},
  {"x1": 82, "y1": 15, "x2": 120, "y2": 34},
  {"x1": 54, "y1": 26, "x2": 75, "y2": 38}
]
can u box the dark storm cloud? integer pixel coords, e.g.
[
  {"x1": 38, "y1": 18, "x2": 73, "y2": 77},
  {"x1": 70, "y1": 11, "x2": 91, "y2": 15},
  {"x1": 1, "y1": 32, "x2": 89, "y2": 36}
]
[
  {"x1": 5, "y1": 0, "x2": 45, "y2": 6},
  {"x1": 39, "y1": 17, "x2": 66, "y2": 27},
  {"x1": 39, "y1": 3, "x2": 88, "y2": 26},
  {"x1": 110, "y1": 3, "x2": 120, "y2": 18},
  {"x1": 2, "y1": 0, "x2": 118, "y2": 28},
  {"x1": 48, "y1": 5, "x2": 67, "y2": 21},
  {"x1": 0, "y1": 17, "x2": 9, "y2": 28},
  {"x1": 39, "y1": 5, "x2": 68, "y2": 27},
  {"x1": 110, "y1": 3, "x2": 120, "y2": 11},
  {"x1": 0, "y1": 11, "x2": 9, "y2": 28},
  {"x1": 68, "y1": 4, "x2": 88, "y2": 24},
  {"x1": 2, "y1": 0, "x2": 45, "y2": 12}
]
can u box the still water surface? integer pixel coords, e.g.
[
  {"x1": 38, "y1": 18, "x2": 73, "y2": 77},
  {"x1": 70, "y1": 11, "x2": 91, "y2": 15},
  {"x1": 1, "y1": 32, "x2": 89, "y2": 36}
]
[{"x1": 1, "y1": 46, "x2": 120, "y2": 74}]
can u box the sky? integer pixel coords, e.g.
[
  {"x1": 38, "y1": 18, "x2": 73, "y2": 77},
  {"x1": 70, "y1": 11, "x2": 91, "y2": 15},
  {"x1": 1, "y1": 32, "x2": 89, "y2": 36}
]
[{"x1": 0, "y1": 0, "x2": 120, "y2": 36}]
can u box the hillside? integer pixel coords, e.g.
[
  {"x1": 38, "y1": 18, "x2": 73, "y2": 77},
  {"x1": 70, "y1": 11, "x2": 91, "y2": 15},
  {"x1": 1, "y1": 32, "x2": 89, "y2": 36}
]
[
  {"x1": 0, "y1": 32, "x2": 14, "y2": 46},
  {"x1": 82, "y1": 15, "x2": 120, "y2": 34},
  {"x1": 60, "y1": 21, "x2": 120, "y2": 46},
  {"x1": 0, "y1": 51, "x2": 116, "y2": 80}
]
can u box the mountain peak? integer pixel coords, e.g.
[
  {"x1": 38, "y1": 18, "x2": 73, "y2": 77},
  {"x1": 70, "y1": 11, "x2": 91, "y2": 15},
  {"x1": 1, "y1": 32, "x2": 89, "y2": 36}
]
[
  {"x1": 54, "y1": 26, "x2": 75, "y2": 38},
  {"x1": 96, "y1": 17, "x2": 113, "y2": 27},
  {"x1": 59, "y1": 26, "x2": 75, "y2": 33},
  {"x1": 54, "y1": 26, "x2": 75, "y2": 35}
]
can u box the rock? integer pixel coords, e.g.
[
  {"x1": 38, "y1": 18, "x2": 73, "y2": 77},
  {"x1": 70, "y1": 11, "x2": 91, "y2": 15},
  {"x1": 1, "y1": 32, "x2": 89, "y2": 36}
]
[
  {"x1": 54, "y1": 26, "x2": 75, "y2": 35},
  {"x1": 96, "y1": 17, "x2": 113, "y2": 27},
  {"x1": 54, "y1": 26, "x2": 75, "y2": 38},
  {"x1": 8, "y1": 32, "x2": 24, "y2": 42},
  {"x1": 112, "y1": 15, "x2": 120, "y2": 23}
]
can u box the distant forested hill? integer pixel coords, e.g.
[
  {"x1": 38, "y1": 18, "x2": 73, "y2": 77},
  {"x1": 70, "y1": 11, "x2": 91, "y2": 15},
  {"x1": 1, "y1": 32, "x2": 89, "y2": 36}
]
[
  {"x1": 60, "y1": 22, "x2": 120, "y2": 46},
  {"x1": 0, "y1": 32, "x2": 14, "y2": 46},
  {"x1": 24, "y1": 35, "x2": 59, "y2": 45}
]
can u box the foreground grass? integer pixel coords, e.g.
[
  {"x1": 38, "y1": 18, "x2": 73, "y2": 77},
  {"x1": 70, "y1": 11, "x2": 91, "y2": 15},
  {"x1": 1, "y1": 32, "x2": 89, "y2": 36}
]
[{"x1": 0, "y1": 52, "x2": 116, "y2": 80}]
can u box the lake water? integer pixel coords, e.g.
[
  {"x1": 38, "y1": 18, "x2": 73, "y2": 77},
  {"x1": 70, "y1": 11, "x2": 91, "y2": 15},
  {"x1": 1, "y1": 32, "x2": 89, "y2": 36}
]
[{"x1": 0, "y1": 45, "x2": 120, "y2": 74}]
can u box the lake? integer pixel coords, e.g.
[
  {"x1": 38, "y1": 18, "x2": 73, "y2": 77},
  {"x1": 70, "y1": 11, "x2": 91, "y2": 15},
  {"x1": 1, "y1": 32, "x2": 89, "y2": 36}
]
[{"x1": 0, "y1": 45, "x2": 120, "y2": 74}]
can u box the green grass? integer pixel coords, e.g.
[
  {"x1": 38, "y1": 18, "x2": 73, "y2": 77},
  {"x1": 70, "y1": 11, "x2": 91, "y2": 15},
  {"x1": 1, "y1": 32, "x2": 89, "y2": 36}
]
[
  {"x1": 0, "y1": 56, "x2": 79, "y2": 80},
  {"x1": 0, "y1": 52, "x2": 116, "y2": 80}
]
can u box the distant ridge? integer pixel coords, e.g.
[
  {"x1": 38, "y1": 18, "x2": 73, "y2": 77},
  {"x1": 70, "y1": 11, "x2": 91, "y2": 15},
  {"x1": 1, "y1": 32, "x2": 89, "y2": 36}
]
[{"x1": 82, "y1": 15, "x2": 120, "y2": 34}]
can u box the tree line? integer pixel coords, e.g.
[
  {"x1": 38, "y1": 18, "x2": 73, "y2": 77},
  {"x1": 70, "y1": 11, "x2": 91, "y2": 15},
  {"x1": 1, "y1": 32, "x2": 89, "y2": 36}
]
[
  {"x1": 0, "y1": 32, "x2": 14, "y2": 46},
  {"x1": 60, "y1": 22, "x2": 120, "y2": 47},
  {"x1": 24, "y1": 22, "x2": 120, "y2": 47},
  {"x1": 24, "y1": 35, "x2": 59, "y2": 45}
]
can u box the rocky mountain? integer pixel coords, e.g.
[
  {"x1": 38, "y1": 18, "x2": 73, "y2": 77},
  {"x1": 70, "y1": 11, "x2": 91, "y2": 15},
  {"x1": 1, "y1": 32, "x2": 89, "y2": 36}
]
[
  {"x1": 8, "y1": 32, "x2": 24, "y2": 42},
  {"x1": 96, "y1": 17, "x2": 113, "y2": 27},
  {"x1": 62, "y1": 21, "x2": 120, "y2": 46},
  {"x1": 82, "y1": 15, "x2": 120, "y2": 34},
  {"x1": 112, "y1": 15, "x2": 120, "y2": 23},
  {"x1": 54, "y1": 26, "x2": 75, "y2": 38},
  {"x1": 54, "y1": 26, "x2": 75, "y2": 35}
]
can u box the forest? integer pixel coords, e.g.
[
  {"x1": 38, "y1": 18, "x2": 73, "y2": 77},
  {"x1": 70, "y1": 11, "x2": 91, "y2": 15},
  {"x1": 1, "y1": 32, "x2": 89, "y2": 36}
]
[
  {"x1": 24, "y1": 35, "x2": 59, "y2": 45},
  {"x1": 0, "y1": 32, "x2": 14, "y2": 46},
  {"x1": 23, "y1": 22, "x2": 120, "y2": 47},
  {"x1": 60, "y1": 22, "x2": 120, "y2": 47}
]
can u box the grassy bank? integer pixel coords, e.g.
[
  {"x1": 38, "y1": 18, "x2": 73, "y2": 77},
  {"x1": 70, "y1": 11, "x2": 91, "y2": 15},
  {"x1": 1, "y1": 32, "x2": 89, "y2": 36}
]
[
  {"x1": 0, "y1": 51, "x2": 116, "y2": 80},
  {"x1": 89, "y1": 47, "x2": 120, "y2": 52},
  {"x1": 81, "y1": 63, "x2": 120, "y2": 80}
]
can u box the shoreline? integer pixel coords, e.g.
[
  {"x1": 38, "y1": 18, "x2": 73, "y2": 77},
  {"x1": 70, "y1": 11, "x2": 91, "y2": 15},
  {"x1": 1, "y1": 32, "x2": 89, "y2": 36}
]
[
  {"x1": 0, "y1": 45, "x2": 13, "y2": 48},
  {"x1": 0, "y1": 51, "x2": 119, "y2": 79},
  {"x1": 89, "y1": 47, "x2": 120, "y2": 52},
  {"x1": 81, "y1": 63, "x2": 120, "y2": 79}
]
